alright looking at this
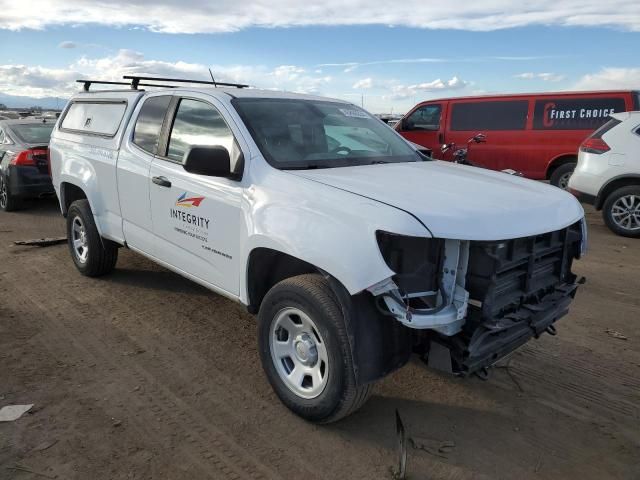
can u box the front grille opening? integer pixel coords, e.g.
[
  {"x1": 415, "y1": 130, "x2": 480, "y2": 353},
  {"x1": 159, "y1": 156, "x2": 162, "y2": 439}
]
[{"x1": 465, "y1": 222, "x2": 582, "y2": 322}]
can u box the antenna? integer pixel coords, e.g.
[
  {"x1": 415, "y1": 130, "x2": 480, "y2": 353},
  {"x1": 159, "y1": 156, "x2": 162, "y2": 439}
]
[{"x1": 208, "y1": 68, "x2": 218, "y2": 88}]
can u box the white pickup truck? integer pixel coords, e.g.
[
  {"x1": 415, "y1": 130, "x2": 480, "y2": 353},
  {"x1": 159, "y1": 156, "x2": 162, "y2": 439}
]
[{"x1": 50, "y1": 77, "x2": 587, "y2": 422}]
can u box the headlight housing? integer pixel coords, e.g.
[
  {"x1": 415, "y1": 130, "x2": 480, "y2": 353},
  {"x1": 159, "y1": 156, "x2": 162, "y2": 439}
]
[{"x1": 376, "y1": 231, "x2": 444, "y2": 295}]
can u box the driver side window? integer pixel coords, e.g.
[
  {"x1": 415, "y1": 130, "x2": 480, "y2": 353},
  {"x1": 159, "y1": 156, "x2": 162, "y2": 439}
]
[
  {"x1": 166, "y1": 98, "x2": 242, "y2": 171},
  {"x1": 405, "y1": 104, "x2": 441, "y2": 131}
]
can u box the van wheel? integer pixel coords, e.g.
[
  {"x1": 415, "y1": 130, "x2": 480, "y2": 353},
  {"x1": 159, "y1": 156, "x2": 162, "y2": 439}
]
[
  {"x1": 258, "y1": 274, "x2": 373, "y2": 423},
  {"x1": 67, "y1": 199, "x2": 118, "y2": 276},
  {"x1": 550, "y1": 162, "x2": 576, "y2": 189},
  {"x1": 0, "y1": 174, "x2": 21, "y2": 212},
  {"x1": 603, "y1": 186, "x2": 640, "y2": 238}
]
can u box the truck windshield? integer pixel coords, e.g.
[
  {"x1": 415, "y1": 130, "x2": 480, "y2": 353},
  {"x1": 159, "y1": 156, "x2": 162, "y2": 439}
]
[{"x1": 233, "y1": 98, "x2": 420, "y2": 169}]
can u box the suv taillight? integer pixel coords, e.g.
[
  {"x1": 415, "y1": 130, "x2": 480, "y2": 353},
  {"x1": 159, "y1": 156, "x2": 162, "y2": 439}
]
[
  {"x1": 10, "y1": 149, "x2": 48, "y2": 166},
  {"x1": 580, "y1": 137, "x2": 610, "y2": 154},
  {"x1": 579, "y1": 118, "x2": 621, "y2": 155}
]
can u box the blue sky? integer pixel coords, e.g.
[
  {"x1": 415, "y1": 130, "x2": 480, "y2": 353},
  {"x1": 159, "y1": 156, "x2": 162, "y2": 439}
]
[{"x1": 0, "y1": 0, "x2": 638, "y2": 113}]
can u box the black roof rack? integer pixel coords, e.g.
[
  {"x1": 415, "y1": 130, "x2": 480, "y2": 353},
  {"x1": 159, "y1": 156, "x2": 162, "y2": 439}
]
[
  {"x1": 77, "y1": 75, "x2": 249, "y2": 92},
  {"x1": 77, "y1": 79, "x2": 176, "y2": 91},
  {"x1": 123, "y1": 75, "x2": 249, "y2": 89}
]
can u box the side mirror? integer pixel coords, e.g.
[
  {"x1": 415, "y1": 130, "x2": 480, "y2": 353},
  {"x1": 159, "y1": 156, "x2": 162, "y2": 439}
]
[
  {"x1": 400, "y1": 119, "x2": 410, "y2": 131},
  {"x1": 183, "y1": 145, "x2": 236, "y2": 178}
]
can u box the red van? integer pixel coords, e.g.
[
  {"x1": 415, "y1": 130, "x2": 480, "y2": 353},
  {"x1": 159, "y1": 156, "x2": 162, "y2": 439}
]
[{"x1": 396, "y1": 90, "x2": 640, "y2": 187}]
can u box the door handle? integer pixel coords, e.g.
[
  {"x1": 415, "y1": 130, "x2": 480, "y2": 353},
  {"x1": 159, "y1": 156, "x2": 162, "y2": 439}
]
[{"x1": 152, "y1": 176, "x2": 172, "y2": 188}]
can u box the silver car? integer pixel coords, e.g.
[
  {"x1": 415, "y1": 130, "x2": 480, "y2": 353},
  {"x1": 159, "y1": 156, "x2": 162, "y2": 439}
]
[{"x1": 0, "y1": 118, "x2": 56, "y2": 211}]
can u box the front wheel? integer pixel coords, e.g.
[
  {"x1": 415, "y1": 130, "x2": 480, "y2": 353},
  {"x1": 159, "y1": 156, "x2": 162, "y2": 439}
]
[
  {"x1": 258, "y1": 274, "x2": 373, "y2": 423},
  {"x1": 602, "y1": 186, "x2": 640, "y2": 238},
  {"x1": 550, "y1": 162, "x2": 576, "y2": 189},
  {"x1": 66, "y1": 199, "x2": 118, "y2": 276}
]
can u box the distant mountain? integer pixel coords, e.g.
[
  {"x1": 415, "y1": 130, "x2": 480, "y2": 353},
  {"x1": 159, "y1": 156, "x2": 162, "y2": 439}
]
[{"x1": 0, "y1": 92, "x2": 69, "y2": 110}]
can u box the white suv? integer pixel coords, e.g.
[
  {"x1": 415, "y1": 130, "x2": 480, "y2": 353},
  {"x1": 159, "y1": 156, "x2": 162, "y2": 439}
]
[
  {"x1": 569, "y1": 112, "x2": 640, "y2": 237},
  {"x1": 50, "y1": 76, "x2": 586, "y2": 422}
]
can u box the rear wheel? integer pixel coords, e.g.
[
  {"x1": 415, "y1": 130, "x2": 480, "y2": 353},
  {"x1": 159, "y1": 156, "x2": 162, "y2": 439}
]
[
  {"x1": 0, "y1": 174, "x2": 21, "y2": 212},
  {"x1": 66, "y1": 199, "x2": 118, "y2": 276},
  {"x1": 550, "y1": 162, "x2": 576, "y2": 189},
  {"x1": 602, "y1": 186, "x2": 640, "y2": 238},
  {"x1": 258, "y1": 274, "x2": 373, "y2": 423}
]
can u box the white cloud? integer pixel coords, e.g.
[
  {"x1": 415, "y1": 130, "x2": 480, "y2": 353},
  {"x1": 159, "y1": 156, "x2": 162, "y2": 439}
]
[
  {"x1": 58, "y1": 41, "x2": 76, "y2": 49},
  {"x1": 573, "y1": 67, "x2": 640, "y2": 90},
  {"x1": 391, "y1": 76, "x2": 469, "y2": 98},
  {"x1": 353, "y1": 78, "x2": 374, "y2": 89},
  {"x1": 319, "y1": 55, "x2": 556, "y2": 72},
  {"x1": 0, "y1": 49, "x2": 333, "y2": 98},
  {"x1": 1, "y1": 1, "x2": 639, "y2": 33},
  {"x1": 515, "y1": 72, "x2": 565, "y2": 82}
]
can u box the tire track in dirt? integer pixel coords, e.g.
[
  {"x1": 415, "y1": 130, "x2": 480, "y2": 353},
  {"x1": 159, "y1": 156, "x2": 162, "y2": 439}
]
[
  {"x1": 6, "y1": 250, "x2": 335, "y2": 480},
  {"x1": 21, "y1": 248, "x2": 367, "y2": 479},
  {"x1": 2, "y1": 273, "x2": 278, "y2": 480}
]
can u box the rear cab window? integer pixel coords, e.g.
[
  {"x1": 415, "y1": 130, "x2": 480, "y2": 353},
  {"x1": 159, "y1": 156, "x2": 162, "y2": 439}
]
[
  {"x1": 132, "y1": 95, "x2": 172, "y2": 154},
  {"x1": 450, "y1": 100, "x2": 528, "y2": 131},
  {"x1": 61, "y1": 102, "x2": 127, "y2": 136}
]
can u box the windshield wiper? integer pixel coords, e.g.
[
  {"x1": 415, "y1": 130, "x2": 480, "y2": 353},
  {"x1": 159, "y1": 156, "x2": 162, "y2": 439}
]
[{"x1": 281, "y1": 163, "x2": 333, "y2": 170}]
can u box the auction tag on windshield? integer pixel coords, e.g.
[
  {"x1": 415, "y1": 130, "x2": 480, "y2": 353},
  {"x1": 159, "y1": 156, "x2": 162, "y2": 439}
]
[{"x1": 339, "y1": 108, "x2": 370, "y2": 119}]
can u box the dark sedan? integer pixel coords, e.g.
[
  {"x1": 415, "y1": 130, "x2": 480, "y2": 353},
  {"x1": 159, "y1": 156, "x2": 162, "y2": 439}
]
[{"x1": 0, "y1": 118, "x2": 55, "y2": 211}]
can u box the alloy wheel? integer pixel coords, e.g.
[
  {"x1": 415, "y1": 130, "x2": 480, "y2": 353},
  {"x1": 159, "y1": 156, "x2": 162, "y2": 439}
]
[
  {"x1": 611, "y1": 194, "x2": 640, "y2": 232},
  {"x1": 71, "y1": 216, "x2": 89, "y2": 263},
  {"x1": 0, "y1": 176, "x2": 7, "y2": 209},
  {"x1": 558, "y1": 171, "x2": 572, "y2": 190}
]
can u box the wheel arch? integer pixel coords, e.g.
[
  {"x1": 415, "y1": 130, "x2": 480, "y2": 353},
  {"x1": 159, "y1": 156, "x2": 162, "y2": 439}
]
[
  {"x1": 246, "y1": 247, "x2": 413, "y2": 385},
  {"x1": 246, "y1": 247, "x2": 319, "y2": 314},
  {"x1": 596, "y1": 175, "x2": 640, "y2": 210},
  {"x1": 546, "y1": 153, "x2": 577, "y2": 180},
  {"x1": 60, "y1": 181, "x2": 88, "y2": 217}
]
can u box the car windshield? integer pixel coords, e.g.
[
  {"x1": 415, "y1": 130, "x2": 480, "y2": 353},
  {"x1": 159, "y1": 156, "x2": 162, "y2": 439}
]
[
  {"x1": 11, "y1": 123, "x2": 55, "y2": 144},
  {"x1": 233, "y1": 98, "x2": 420, "y2": 169}
]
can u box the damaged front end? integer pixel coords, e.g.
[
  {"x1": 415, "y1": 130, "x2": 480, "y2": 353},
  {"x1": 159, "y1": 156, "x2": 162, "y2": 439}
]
[{"x1": 370, "y1": 221, "x2": 585, "y2": 375}]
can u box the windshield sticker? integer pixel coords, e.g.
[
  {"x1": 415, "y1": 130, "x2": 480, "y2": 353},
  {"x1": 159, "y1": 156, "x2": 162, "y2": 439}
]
[{"x1": 339, "y1": 108, "x2": 370, "y2": 119}]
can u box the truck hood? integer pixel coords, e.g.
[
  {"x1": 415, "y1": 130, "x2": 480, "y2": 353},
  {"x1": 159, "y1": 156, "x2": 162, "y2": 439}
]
[{"x1": 289, "y1": 161, "x2": 584, "y2": 240}]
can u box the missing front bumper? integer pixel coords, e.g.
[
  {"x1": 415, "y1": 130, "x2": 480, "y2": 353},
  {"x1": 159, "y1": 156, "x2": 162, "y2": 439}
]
[{"x1": 430, "y1": 282, "x2": 579, "y2": 375}]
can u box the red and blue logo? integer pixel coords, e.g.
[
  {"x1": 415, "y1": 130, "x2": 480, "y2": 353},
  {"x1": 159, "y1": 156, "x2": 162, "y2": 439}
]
[{"x1": 175, "y1": 192, "x2": 205, "y2": 208}]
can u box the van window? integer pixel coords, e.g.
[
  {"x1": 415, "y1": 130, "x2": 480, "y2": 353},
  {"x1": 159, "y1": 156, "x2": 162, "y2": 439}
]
[
  {"x1": 61, "y1": 101, "x2": 127, "y2": 136},
  {"x1": 166, "y1": 98, "x2": 236, "y2": 164},
  {"x1": 404, "y1": 104, "x2": 441, "y2": 131},
  {"x1": 450, "y1": 101, "x2": 528, "y2": 131},
  {"x1": 133, "y1": 95, "x2": 172, "y2": 154},
  {"x1": 533, "y1": 97, "x2": 626, "y2": 130}
]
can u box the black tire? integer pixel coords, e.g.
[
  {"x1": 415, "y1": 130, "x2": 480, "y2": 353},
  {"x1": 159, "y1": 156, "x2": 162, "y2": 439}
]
[
  {"x1": 550, "y1": 162, "x2": 576, "y2": 189},
  {"x1": 66, "y1": 199, "x2": 118, "y2": 276},
  {"x1": 0, "y1": 173, "x2": 21, "y2": 212},
  {"x1": 602, "y1": 185, "x2": 640, "y2": 238},
  {"x1": 258, "y1": 274, "x2": 373, "y2": 423}
]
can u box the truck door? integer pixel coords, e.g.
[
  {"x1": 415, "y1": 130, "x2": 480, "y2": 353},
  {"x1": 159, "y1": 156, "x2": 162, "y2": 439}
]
[
  {"x1": 149, "y1": 95, "x2": 243, "y2": 296},
  {"x1": 397, "y1": 103, "x2": 445, "y2": 158},
  {"x1": 117, "y1": 94, "x2": 172, "y2": 255}
]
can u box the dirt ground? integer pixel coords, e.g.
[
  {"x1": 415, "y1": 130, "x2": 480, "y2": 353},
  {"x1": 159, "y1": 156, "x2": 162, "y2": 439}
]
[{"x1": 0, "y1": 198, "x2": 638, "y2": 480}]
